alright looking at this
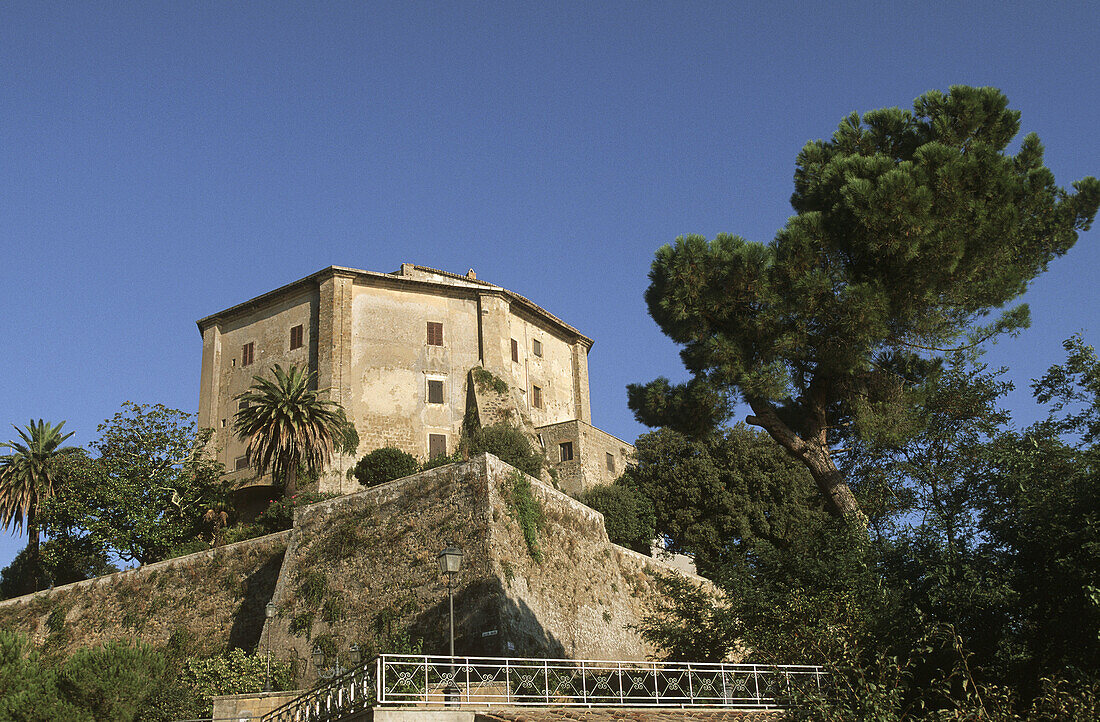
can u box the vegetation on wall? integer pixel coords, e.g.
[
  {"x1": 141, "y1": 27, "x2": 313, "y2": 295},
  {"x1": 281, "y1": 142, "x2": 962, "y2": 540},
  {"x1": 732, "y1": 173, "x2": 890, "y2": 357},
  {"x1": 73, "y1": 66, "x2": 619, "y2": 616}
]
[
  {"x1": 504, "y1": 470, "x2": 544, "y2": 562},
  {"x1": 460, "y1": 423, "x2": 544, "y2": 478},
  {"x1": 472, "y1": 367, "x2": 509, "y2": 396}
]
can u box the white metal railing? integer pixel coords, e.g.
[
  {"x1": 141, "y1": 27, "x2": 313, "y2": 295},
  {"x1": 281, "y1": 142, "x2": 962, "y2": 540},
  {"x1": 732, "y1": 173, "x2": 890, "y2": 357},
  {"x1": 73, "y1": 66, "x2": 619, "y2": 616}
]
[
  {"x1": 262, "y1": 659, "x2": 374, "y2": 722},
  {"x1": 377, "y1": 654, "x2": 824, "y2": 709}
]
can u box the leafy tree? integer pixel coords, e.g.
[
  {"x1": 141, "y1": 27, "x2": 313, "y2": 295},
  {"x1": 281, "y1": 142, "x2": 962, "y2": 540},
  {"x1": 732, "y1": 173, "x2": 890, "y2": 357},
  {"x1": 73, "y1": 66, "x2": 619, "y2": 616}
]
[
  {"x1": 622, "y1": 425, "x2": 824, "y2": 577},
  {"x1": 0, "y1": 536, "x2": 117, "y2": 600},
  {"x1": 459, "y1": 422, "x2": 543, "y2": 477},
  {"x1": 45, "y1": 403, "x2": 227, "y2": 565},
  {"x1": 578, "y1": 479, "x2": 655, "y2": 554},
  {"x1": 353, "y1": 447, "x2": 420, "y2": 487},
  {"x1": 629, "y1": 86, "x2": 1099, "y2": 519},
  {"x1": 234, "y1": 364, "x2": 358, "y2": 496},
  {"x1": 0, "y1": 420, "x2": 80, "y2": 595}
]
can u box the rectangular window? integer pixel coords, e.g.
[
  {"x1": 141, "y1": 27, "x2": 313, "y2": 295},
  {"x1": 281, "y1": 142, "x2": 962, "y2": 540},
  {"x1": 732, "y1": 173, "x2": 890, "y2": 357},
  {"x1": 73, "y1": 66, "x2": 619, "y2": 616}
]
[
  {"x1": 606, "y1": 452, "x2": 616, "y2": 473},
  {"x1": 511, "y1": 338, "x2": 519, "y2": 362},
  {"x1": 234, "y1": 456, "x2": 249, "y2": 471},
  {"x1": 426, "y1": 321, "x2": 444, "y2": 346},
  {"x1": 237, "y1": 400, "x2": 249, "y2": 412},
  {"x1": 221, "y1": 419, "x2": 227, "y2": 428},
  {"x1": 532, "y1": 338, "x2": 543, "y2": 357},
  {"x1": 559, "y1": 441, "x2": 574, "y2": 462},
  {"x1": 536, "y1": 433, "x2": 545, "y2": 448},
  {"x1": 290, "y1": 324, "x2": 304, "y2": 350},
  {"x1": 427, "y1": 379, "x2": 445, "y2": 404},
  {"x1": 532, "y1": 385, "x2": 543, "y2": 409},
  {"x1": 429, "y1": 433, "x2": 448, "y2": 459},
  {"x1": 242, "y1": 342, "x2": 254, "y2": 366}
]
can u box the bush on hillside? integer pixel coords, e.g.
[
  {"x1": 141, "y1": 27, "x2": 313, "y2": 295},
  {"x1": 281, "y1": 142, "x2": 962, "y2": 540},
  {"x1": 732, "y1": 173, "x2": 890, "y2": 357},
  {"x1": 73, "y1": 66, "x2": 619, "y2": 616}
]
[
  {"x1": 460, "y1": 423, "x2": 543, "y2": 477},
  {"x1": 353, "y1": 447, "x2": 421, "y2": 487}
]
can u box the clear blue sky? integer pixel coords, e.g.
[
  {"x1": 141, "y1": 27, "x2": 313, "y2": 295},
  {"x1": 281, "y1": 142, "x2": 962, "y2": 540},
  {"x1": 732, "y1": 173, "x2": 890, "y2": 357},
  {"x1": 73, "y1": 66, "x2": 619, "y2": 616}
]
[{"x1": 2, "y1": 2, "x2": 1097, "y2": 569}]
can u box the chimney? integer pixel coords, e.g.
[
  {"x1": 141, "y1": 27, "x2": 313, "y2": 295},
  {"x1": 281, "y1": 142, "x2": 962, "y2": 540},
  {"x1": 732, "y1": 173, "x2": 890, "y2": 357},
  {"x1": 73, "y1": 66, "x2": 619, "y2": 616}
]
[{"x1": 466, "y1": 269, "x2": 477, "y2": 280}]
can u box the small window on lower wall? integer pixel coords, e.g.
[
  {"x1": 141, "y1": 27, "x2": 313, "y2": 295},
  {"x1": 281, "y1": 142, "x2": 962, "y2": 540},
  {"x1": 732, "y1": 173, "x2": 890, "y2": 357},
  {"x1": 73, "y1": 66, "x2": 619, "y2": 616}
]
[
  {"x1": 559, "y1": 441, "x2": 574, "y2": 462},
  {"x1": 429, "y1": 434, "x2": 448, "y2": 459},
  {"x1": 606, "y1": 452, "x2": 616, "y2": 473},
  {"x1": 290, "y1": 324, "x2": 304, "y2": 350},
  {"x1": 234, "y1": 456, "x2": 249, "y2": 471},
  {"x1": 531, "y1": 385, "x2": 543, "y2": 409}
]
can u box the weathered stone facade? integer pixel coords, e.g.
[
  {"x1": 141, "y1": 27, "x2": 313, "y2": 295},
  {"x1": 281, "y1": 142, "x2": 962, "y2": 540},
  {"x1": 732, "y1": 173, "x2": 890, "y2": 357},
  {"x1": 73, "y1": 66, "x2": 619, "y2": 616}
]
[
  {"x1": 259, "y1": 454, "x2": 707, "y2": 686},
  {"x1": 197, "y1": 264, "x2": 631, "y2": 495}
]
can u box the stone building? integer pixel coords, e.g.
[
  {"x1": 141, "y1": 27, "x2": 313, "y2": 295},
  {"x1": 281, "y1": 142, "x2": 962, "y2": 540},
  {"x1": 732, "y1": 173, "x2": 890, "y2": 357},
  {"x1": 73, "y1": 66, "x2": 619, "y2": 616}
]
[{"x1": 196, "y1": 263, "x2": 633, "y2": 498}]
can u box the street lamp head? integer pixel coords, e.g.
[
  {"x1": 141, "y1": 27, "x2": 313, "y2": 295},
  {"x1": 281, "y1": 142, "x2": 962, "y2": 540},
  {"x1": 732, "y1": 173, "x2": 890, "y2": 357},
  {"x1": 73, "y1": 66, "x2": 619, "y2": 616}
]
[
  {"x1": 265, "y1": 602, "x2": 277, "y2": 620},
  {"x1": 437, "y1": 544, "x2": 464, "y2": 576},
  {"x1": 349, "y1": 643, "x2": 361, "y2": 666},
  {"x1": 311, "y1": 644, "x2": 324, "y2": 669}
]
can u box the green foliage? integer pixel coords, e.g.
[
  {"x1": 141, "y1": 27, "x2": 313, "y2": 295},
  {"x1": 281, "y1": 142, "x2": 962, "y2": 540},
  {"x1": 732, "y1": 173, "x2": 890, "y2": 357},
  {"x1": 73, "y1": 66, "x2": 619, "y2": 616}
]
[
  {"x1": 578, "y1": 479, "x2": 655, "y2": 554},
  {"x1": 461, "y1": 423, "x2": 543, "y2": 478},
  {"x1": 472, "y1": 367, "x2": 509, "y2": 396},
  {"x1": 622, "y1": 425, "x2": 824, "y2": 576},
  {"x1": 0, "y1": 420, "x2": 80, "y2": 596},
  {"x1": 0, "y1": 630, "x2": 81, "y2": 721},
  {"x1": 297, "y1": 569, "x2": 328, "y2": 607},
  {"x1": 58, "y1": 639, "x2": 166, "y2": 722},
  {"x1": 420, "y1": 450, "x2": 461, "y2": 470},
  {"x1": 505, "y1": 470, "x2": 543, "y2": 562},
  {"x1": 633, "y1": 573, "x2": 739, "y2": 662},
  {"x1": 0, "y1": 536, "x2": 117, "y2": 600},
  {"x1": 353, "y1": 446, "x2": 420, "y2": 487},
  {"x1": 253, "y1": 491, "x2": 338, "y2": 534},
  {"x1": 630, "y1": 86, "x2": 1100, "y2": 518},
  {"x1": 44, "y1": 402, "x2": 228, "y2": 565},
  {"x1": 234, "y1": 363, "x2": 358, "y2": 495},
  {"x1": 181, "y1": 648, "x2": 292, "y2": 698}
]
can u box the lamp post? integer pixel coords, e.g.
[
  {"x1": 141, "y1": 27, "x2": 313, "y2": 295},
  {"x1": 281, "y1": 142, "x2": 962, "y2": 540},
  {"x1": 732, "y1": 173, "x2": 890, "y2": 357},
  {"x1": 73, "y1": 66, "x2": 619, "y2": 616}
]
[
  {"x1": 264, "y1": 602, "x2": 277, "y2": 692},
  {"x1": 436, "y1": 543, "x2": 464, "y2": 657}
]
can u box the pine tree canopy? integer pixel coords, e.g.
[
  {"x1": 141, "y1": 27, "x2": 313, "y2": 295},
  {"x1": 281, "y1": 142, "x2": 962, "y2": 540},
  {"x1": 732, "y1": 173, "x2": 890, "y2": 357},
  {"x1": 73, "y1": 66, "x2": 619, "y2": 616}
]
[{"x1": 630, "y1": 86, "x2": 1100, "y2": 519}]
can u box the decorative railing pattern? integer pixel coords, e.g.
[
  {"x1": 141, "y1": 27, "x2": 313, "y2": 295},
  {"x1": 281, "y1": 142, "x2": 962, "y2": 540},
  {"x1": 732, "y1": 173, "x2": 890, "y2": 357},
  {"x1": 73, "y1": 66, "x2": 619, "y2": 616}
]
[
  {"x1": 378, "y1": 654, "x2": 824, "y2": 709},
  {"x1": 262, "y1": 654, "x2": 825, "y2": 721}
]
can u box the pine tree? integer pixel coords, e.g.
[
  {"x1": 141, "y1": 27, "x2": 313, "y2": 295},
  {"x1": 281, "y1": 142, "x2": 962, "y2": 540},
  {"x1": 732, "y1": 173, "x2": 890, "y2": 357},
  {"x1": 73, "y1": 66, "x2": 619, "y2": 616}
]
[{"x1": 630, "y1": 86, "x2": 1100, "y2": 519}]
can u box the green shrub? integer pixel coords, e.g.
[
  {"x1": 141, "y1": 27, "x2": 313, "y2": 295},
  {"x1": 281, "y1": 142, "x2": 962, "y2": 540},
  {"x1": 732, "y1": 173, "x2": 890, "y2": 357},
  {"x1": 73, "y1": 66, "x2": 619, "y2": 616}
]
[
  {"x1": 472, "y1": 367, "x2": 509, "y2": 395},
  {"x1": 254, "y1": 491, "x2": 338, "y2": 534},
  {"x1": 579, "y1": 480, "x2": 656, "y2": 554},
  {"x1": 58, "y1": 640, "x2": 166, "y2": 722},
  {"x1": 353, "y1": 447, "x2": 420, "y2": 487},
  {"x1": 421, "y1": 450, "x2": 462, "y2": 471},
  {"x1": 462, "y1": 423, "x2": 543, "y2": 477}
]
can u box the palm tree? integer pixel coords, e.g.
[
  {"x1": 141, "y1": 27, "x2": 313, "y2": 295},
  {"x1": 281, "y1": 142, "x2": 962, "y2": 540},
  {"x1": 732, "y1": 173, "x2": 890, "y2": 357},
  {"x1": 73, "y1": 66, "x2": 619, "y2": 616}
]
[
  {"x1": 0, "y1": 420, "x2": 80, "y2": 594},
  {"x1": 233, "y1": 364, "x2": 357, "y2": 496}
]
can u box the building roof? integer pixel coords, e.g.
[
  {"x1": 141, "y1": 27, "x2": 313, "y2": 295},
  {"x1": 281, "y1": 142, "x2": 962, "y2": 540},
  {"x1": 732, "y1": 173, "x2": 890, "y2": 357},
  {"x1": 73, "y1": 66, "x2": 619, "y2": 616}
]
[{"x1": 195, "y1": 264, "x2": 594, "y2": 347}]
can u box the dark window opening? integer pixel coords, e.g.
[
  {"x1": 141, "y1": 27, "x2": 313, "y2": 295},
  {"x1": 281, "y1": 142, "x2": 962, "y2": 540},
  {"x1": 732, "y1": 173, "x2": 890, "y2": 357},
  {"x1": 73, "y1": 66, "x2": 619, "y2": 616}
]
[
  {"x1": 238, "y1": 400, "x2": 249, "y2": 412},
  {"x1": 429, "y1": 434, "x2": 448, "y2": 459},
  {"x1": 532, "y1": 338, "x2": 543, "y2": 357},
  {"x1": 511, "y1": 338, "x2": 519, "y2": 362},
  {"x1": 242, "y1": 342, "x2": 254, "y2": 366},
  {"x1": 606, "y1": 452, "x2": 616, "y2": 473},
  {"x1": 532, "y1": 385, "x2": 543, "y2": 409},
  {"x1": 559, "y1": 441, "x2": 574, "y2": 462},
  {"x1": 427, "y1": 379, "x2": 445, "y2": 404},
  {"x1": 234, "y1": 456, "x2": 249, "y2": 471},
  {"x1": 290, "y1": 324, "x2": 304, "y2": 350},
  {"x1": 427, "y1": 321, "x2": 444, "y2": 346}
]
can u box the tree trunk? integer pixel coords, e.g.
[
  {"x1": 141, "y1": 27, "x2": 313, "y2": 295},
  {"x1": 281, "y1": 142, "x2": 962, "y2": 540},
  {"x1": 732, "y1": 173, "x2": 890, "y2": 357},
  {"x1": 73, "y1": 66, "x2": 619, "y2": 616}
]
[
  {"x1": 25, "y1": 507, "x2": 40, "y2": 595},
  {"x1": 746, "y1": 398, "x2": 864, "y2": 520},
  {"x1": 285, "y1": 465, "x2": 298, "y2": 497}
]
